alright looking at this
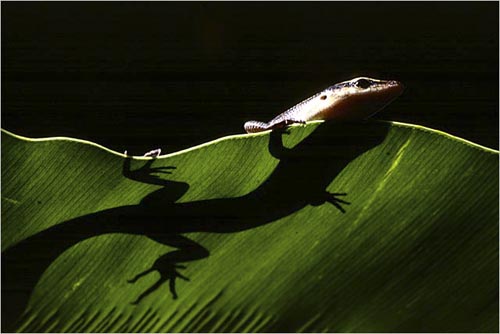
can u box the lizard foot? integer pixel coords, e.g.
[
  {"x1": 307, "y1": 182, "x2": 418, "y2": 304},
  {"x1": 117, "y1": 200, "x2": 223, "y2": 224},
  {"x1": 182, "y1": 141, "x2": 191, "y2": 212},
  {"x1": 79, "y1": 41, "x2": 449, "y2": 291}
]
[
  {"x1": 271, "y1": 118, "x2": 307, "y2": 131},
  {"x1": 123, "y1": 149, "x2": 162, "y2": 158},
  {"x1": 144, "y1": 148, "x2": 162, "y2": 158},
  {"x1": 284, "y1": 118, "x2": 307, "y2": 126}
]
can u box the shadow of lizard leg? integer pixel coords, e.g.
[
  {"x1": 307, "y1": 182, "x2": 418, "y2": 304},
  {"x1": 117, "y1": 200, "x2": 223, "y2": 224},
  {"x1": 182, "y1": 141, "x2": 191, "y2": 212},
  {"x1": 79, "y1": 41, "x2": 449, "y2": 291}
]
[
  {"x1": 130, "y1": 263, "x2": 190, "y2": 303},
  {"x1": 325, "y1": 192, "x2": 350, "y2": 213},
  {"x1": 128, "y1": 268, "x2": 155, "y2": 284},
  {"x1": 130, "y1": 275, "x2": 169, "y2": 305},
  {"x1": 129, "y1": 234, "x2": 209, "y2": 303}
]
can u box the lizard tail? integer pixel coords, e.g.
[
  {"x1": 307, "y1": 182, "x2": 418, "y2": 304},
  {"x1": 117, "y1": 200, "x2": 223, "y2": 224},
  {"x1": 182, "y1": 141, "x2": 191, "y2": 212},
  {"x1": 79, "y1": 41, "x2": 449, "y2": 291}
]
[{"x1": 244, "y1": 121, "x2": 270, "y2": 134}]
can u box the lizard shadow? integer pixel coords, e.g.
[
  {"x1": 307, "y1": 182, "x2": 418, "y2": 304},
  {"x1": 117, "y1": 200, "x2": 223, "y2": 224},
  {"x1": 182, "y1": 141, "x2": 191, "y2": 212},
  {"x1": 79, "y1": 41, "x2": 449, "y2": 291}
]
[{"x1": 2, "y1": 121, "x2": 390, "y2": 331}]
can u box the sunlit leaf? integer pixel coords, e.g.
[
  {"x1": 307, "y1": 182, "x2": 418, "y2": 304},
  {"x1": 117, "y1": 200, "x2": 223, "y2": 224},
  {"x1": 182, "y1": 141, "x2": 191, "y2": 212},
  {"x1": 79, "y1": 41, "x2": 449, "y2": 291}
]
[{"x1": 2, "y1": 121, "x2": 498, "y2": 332}]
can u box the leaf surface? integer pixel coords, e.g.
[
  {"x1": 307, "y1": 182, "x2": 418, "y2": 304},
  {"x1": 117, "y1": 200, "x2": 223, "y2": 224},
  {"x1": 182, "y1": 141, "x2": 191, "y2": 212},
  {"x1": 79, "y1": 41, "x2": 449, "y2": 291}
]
[{"x1": 2, "y1": 121, "x2": 498, "y2": 332}]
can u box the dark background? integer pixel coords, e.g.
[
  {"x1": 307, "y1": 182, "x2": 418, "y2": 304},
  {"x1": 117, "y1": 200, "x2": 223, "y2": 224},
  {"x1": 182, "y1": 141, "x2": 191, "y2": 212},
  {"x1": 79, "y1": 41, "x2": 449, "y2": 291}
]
[{"x1": 2, "y1": 2, "x2": 499, "y2": 154}]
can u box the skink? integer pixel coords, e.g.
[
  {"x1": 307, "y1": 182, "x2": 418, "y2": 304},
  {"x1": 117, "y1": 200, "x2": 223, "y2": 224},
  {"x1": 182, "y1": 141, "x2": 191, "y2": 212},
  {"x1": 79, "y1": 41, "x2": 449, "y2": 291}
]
[{"x1": 244, "y1": 77, "x2": 404, "y2": 133}]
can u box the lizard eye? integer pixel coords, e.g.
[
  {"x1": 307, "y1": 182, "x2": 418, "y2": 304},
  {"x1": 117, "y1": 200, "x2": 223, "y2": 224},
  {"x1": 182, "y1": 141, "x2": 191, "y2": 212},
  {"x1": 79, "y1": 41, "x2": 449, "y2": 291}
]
[
  {"x1": 320, "y1": 95, "x2": 327, "y2": 100},
  {"x1": 355, "y1": 79, "x2": 371, "y2": 89}
]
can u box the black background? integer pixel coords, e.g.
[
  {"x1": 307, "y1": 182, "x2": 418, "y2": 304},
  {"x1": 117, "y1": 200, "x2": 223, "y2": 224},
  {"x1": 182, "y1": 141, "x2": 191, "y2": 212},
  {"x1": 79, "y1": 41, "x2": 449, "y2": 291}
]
[{"x1": 2, "y1": 2, "x2": 498, "y2": 154}]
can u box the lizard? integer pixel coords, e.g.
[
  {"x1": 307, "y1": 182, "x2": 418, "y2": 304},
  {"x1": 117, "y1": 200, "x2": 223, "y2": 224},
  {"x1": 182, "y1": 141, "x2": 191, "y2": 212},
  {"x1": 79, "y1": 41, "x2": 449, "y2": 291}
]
[
  {"x1": 141, "y1": 77, "x2": 403, "y2": 157},
  {"x1": 1, "y1": 78, "x2": 404, "y2": 319},
  {"x1": 244, "y1": 77, "x2": 404, "y2": 133}
]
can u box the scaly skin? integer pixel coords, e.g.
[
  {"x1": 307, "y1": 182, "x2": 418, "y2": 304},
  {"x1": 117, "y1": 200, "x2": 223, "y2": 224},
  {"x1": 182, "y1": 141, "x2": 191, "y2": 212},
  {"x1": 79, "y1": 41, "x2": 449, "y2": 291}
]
[{"x1": 244, "y1": 77, "x2": 404, "y2": 133}]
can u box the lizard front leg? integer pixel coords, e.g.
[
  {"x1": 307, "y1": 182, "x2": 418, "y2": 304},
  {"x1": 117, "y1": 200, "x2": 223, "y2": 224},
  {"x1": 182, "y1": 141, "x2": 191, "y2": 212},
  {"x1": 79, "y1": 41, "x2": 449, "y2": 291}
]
[
  {"x1": 244, "y1": 118, "x2": 307, "y2": 134},
  {"x1": 279, "y1": 118, "x2": 307, "y2": 127}
]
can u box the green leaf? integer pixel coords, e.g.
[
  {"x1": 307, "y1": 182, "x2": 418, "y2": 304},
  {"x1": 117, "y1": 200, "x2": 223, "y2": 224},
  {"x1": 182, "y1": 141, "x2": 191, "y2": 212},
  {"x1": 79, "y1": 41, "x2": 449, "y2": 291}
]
[{"x1": 2, "y1": 121, "x2": 498, "y2": 332}]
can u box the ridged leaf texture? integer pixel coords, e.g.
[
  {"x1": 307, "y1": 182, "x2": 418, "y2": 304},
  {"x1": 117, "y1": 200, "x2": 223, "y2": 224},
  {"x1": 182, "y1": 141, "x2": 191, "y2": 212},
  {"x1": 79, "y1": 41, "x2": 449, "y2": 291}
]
[{"x1": 2, "y1": 121, "x2": 498, "y2": 332}]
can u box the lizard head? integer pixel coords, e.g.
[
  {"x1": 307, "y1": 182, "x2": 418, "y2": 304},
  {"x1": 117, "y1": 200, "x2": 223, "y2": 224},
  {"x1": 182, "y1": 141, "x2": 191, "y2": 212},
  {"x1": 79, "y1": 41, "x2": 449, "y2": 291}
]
[{"x1": 318, "y1": 77, "x2": 404, "y2": 121}]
